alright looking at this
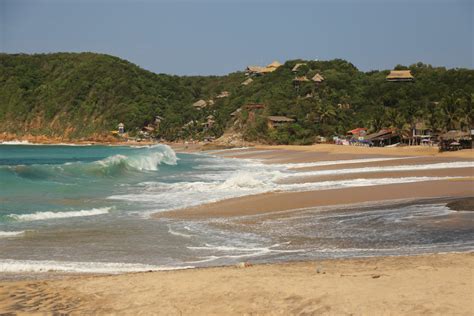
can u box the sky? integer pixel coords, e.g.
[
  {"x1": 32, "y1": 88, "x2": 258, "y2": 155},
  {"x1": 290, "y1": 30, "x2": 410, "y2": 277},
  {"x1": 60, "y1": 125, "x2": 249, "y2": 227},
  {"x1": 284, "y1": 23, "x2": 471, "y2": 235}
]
[{"x1": 0, "y1": 0, "x2": 472, "y2": 75}]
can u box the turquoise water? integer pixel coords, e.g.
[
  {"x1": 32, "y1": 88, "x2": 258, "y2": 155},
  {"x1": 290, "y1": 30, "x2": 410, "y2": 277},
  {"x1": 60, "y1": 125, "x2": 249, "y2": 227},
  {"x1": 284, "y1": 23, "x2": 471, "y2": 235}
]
[
  {"x1": 0, "y1": 144, "x2": 186, "y2": 221},
  {"x1": 0, "y1": 144, "x2": 472, "y2": 274}
]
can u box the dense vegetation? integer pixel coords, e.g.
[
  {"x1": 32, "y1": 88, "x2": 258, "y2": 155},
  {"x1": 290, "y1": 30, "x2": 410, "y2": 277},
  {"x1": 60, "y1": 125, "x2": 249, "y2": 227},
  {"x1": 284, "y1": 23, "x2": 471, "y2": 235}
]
[{"x1": 0, "y1": 53, "x2": 472, "y2": 143}]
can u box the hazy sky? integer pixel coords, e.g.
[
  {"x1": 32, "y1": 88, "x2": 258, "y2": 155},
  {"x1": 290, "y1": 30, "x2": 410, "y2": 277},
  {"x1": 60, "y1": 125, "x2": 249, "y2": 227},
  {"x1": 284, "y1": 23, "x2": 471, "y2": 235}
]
[{"x1": 1, "y1": 0, "x2": 472, "y2": 75}]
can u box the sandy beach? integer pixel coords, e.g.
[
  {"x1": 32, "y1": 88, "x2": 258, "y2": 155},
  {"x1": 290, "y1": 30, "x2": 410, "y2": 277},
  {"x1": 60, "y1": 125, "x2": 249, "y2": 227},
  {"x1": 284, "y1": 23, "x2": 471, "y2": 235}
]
[
  {"x1": 1, "y1": 253, "x2": 472, "y2": 315},
  {"x1": 2, "y1": 144, "x2": 473, "y2": 314}
]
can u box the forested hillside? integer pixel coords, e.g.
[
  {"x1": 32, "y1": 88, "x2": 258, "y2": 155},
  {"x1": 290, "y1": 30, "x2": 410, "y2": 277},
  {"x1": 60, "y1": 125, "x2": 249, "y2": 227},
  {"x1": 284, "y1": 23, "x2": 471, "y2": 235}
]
[{"x1": 0, "y1": 53, "x2": 472, "y2": 143}]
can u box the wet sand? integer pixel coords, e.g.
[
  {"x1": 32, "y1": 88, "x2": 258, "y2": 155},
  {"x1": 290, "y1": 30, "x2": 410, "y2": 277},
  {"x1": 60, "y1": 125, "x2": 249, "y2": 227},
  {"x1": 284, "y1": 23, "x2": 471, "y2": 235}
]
[
  {"x1": 1, "y1": 253, "x2": 472, "y2": 315},
  {"x1": 156, "y1": 146, "x2": 473, "y2": 220},
  {"x1": 155, "y1": 179, "x2": 473, "y2": 220}
]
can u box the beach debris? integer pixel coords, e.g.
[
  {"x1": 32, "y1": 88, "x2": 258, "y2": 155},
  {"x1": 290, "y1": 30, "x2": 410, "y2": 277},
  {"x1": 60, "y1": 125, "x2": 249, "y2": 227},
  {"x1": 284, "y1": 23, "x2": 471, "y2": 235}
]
[
  {"x1": 236, "y1": 262, "x2": 253, "y2": 268},
  {"x1": 316, "y1": 267, "x2": 325, "y2": 274},
  {"x1": 371, "y1": 274, "x2": 381, "y2": 279}
]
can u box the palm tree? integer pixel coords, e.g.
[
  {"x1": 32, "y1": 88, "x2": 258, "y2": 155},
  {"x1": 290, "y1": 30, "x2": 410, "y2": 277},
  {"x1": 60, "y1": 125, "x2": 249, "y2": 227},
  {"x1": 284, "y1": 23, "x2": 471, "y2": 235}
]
[
  {"x1": 458, "y1": 93, "x2": 473, "y2": 130},
  {"x1": 440, "y1": 93, "x2": 462, "y2": 131},
  {"x1": 384, "y1": 108, "x2": 408, "y2": 141}
]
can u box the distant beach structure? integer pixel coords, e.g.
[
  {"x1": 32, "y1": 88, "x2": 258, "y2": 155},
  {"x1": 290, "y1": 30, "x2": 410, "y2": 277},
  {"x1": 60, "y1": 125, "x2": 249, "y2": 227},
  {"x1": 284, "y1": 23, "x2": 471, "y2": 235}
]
[
  {"x1": 118, "y1": 122, "x2": 125, "y2": 134},
  {"x1": 386, "y1": 70, "x2": 414, "y2": 82},
  {"x1": 267, "y1": 115, "x2": 295, "y2": 129}
]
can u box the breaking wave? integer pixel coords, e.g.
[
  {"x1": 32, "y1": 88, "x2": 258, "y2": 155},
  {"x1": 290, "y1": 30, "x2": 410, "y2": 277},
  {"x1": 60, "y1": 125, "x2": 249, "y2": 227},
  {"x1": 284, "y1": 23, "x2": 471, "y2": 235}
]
[
  {"x1": 95, "y1": 145, "x2": 177, "y2": 172},
  {"x1": 2, "y1": 144, "x2": 178, "y2": 179}
]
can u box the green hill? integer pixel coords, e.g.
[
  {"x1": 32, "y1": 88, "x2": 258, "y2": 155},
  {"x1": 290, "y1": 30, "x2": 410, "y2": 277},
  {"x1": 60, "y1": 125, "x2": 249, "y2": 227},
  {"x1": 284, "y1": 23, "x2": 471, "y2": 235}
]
[{"x1": 0, "y1": 53, "x2": 472, "y2": 143}]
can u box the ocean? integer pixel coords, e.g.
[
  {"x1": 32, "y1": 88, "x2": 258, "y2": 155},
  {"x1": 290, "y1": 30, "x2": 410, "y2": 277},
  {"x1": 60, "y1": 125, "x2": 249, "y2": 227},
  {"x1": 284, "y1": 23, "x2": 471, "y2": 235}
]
[{"x1": 0, "y1": 144, "x2": 473, "y2": 275}]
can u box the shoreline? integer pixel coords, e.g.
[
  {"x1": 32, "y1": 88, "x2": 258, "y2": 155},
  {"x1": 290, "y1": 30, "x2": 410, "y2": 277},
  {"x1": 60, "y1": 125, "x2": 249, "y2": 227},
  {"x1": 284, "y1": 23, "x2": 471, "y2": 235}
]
[
  {"x1": 1, "y1": 252, "x2": 472, "y2": 314},
  {"x1": 1, "y1": 135, "x2": 474, "y2": 158}
]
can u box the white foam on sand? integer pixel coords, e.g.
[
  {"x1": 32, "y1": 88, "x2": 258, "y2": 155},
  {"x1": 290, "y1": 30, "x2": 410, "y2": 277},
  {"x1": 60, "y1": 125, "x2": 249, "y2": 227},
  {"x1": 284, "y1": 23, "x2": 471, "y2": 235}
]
[
  {"x1": 276, "y1": 157, "x2": 416, "y2": 169},
  {"x1": 0, "y1": 231, "x2": 25, "y2": 238},
  {"x1": 8, "y1": 207, "x2": 111, "y2": 222},
  {"x1": 0, "y1": 259, "x2": 194, "y2": 274},
  {"x1": 281, "y1": 161, "x2": 474, "y2": 179}
]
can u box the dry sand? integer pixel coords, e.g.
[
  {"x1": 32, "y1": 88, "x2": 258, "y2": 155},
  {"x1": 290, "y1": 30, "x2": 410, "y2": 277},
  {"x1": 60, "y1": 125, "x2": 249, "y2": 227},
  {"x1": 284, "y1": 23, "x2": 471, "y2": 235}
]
[
  {"x1": 1, "y1": 253, "x2": 472, "y2": 315},
  {"x1": 255, "y1": 144, "x2": 474, "y2": 159}
]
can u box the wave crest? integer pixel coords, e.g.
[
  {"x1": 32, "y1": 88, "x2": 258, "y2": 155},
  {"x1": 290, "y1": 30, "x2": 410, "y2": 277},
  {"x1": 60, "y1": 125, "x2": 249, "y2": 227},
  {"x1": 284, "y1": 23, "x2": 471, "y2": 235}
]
[{"x1": 95, "y1": 144, "x2": 177, "y2": 172}]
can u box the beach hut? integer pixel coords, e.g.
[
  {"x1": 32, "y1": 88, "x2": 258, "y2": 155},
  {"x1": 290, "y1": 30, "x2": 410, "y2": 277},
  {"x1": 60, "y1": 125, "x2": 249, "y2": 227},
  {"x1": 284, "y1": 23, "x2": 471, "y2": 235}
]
[
  {"x1": 311, "y1": 73, "x2": 325, "y2": 84},
  {"x1": 293, "y1": 76, "x2": 310, "y2": 90},
  {"x1": 118, "y1": 123, "x2": 125, "y2": 134},
  {"x1": 386, "y1": 70, "x2": 414, "y2": 82},
  {"x1": 267, "y1": 116, "x2": 295, "y2": 129},
  {"x1": 245, "y1": 66, "x2": 266, "y2": 76},
  {"x1": 411, "y1": 122, "x2": 433, "y2": 145},
  {"x1": 192, "y1": 99, "x2": 207, "y2": 109},
  {"x1": 439, "y1": 130, "x2": 472, "y2": 151},
  {"x1": 364, "y1": 129, "x2": 400, "y2": 147},
  {"x1": 267, "y1": 61, "x2": 282, "y2": 69}
]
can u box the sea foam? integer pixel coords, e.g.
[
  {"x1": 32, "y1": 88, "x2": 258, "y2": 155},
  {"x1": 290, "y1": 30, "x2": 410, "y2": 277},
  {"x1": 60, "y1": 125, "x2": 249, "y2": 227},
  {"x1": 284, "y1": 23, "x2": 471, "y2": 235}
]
[
  {"x1": 8, "y1": 207, "x2": 111, "y2": 222},
  {"x1": 0, "y1": 259, "x2": 194, "y2": 274},
  {"x1": 0, "y1": 231, "x2": 25, "y2": 238}
]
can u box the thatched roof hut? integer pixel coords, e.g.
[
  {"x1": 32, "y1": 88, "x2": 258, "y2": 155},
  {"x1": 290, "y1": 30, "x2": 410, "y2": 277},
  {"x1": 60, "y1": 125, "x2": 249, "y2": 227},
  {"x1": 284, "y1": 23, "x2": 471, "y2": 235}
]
[
  {"x1": 267, "y1": 61, "x2": 282, "y2": 69},
  {"x1": 440, "y1": 130, "x2": 471, "y2": 140},
  {"x1": 386, "y1": 70, "x2": 414, "y2": 82},
  {"x1": 246, "y1": 66, "x2": 265, "y2": 74},
  {"x1": 267, "y1": 116, "x2": 295, "y2": 129},
  {"x1": 293, "y1": 76, "x2": 310, "y2": 83},
  {"x1": 312, "y1": 73, "x2": 325, "y2": 83}
]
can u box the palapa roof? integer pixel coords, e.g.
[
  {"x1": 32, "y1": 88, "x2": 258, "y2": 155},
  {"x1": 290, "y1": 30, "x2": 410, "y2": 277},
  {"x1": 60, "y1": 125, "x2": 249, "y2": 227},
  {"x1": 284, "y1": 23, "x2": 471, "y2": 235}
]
[
  {"x1": 246, "y1": 66, "x2": 265, "y2": 73},
  {"x1": 267, "y1": 61, "x2": 282, "y2": 68},
  {"x1": 241, "y1": 78, "x2": 254, "y2": 86},
  {"x1": 118, "y1": 123, "x2": 124, "y2": 127},
  {"x1": 293, "y1": 76, "x2": 310, "y2": 82},
  {"x1": 347, "y1": 127, "x2": 367, "y2": 135},
  {"x1": 192, "y1": 99, "x2": 207, "y2": 108},
  {"x1": 291, "y1": 63, "x2": 306, "y2": 72},
  {"x1": 364, "y1": 129, "x2": 395, "y2": 141},
  {"x1": 386, "y1": 70, "x2": 414, "y2": 81},
  {"x1": 312, "y1": 73, "x2": 325, "y2": 83},
  {"x1": 268, "y1": 116, "x2": 295, "y2": 123},
  {"x1": 414, "y1": 122, "x2": 429, "y2": 130},
  {"x1": 440, "y1": 130, "x2": 471, "y2": 140}
]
